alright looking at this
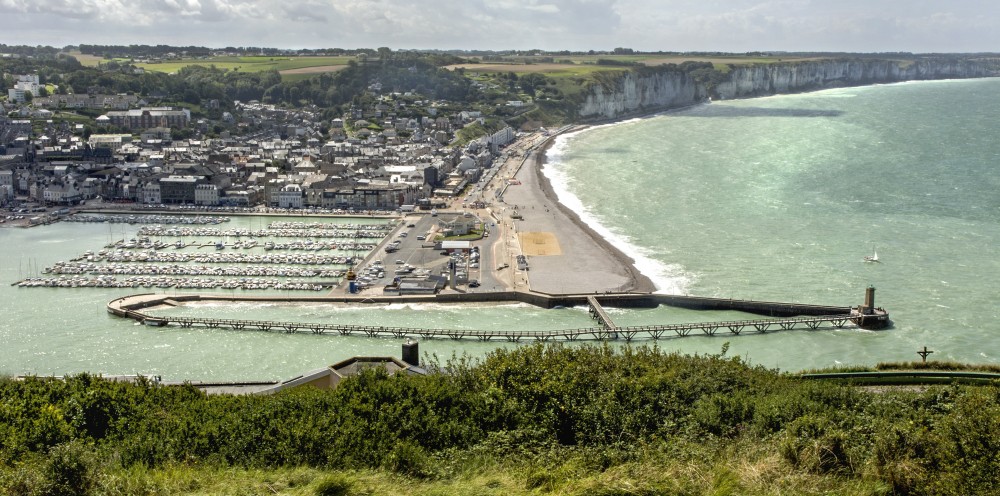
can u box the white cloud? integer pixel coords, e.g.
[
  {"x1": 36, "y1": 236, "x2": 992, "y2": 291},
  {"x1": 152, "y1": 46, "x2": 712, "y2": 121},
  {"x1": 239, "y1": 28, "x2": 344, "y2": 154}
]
[{"x1": 0, "y1": 0, "x2": 998, "y2": 52}]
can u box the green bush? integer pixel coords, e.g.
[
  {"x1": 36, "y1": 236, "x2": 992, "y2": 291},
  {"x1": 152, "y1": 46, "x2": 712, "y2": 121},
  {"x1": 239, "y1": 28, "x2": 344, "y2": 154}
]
[
  {"x1": 43, "y1": 440, "x2": 98, "y2": 496},
  {"x1": 1, "y1": 344, "x2": 999, "y2": 495}
]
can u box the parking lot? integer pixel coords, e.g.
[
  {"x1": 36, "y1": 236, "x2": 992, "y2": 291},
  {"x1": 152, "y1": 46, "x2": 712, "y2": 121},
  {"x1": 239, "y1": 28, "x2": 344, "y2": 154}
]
[{"x1": 348, "y1": 212, "x2": 506, "y2": 293}]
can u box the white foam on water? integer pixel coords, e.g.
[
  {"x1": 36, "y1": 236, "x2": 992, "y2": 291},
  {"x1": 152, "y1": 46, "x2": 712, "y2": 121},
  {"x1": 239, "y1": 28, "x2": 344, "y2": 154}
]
[{"x1": 545, "y1": 129, "x2": 693, "y2": 295}]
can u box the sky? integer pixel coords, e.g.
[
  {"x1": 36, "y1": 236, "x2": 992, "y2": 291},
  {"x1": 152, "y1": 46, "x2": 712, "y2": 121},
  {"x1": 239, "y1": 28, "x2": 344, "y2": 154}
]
[{"x1": 1, "y1": 0, "x2": 998, "y2": 53}]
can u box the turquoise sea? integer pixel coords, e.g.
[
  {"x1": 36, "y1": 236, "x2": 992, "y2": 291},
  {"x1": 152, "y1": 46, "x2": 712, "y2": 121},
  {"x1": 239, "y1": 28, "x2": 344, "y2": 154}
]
[{"x1": 2, "y1": 78, "x2": 999, "y2": 380}]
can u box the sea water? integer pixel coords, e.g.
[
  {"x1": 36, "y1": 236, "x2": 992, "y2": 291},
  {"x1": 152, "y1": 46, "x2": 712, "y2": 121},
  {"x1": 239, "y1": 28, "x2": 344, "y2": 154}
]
[
  {"x1": 545, "y1": 77, "x2": 1000, "y2": 369},
  {"x1": 2, "y1": 78, "x2": 998, "y2": 380}
]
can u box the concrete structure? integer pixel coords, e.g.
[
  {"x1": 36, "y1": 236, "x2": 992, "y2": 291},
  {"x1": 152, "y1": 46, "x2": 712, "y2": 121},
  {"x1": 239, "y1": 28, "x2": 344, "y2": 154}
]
[
  {"x1": 105, "y1": 107, "x2": 190, "y2": 130},
  {"x1": 194, "y1": 183, "x2": 220, "y2": 206},
  {"x1": 88, "y1": 134, "x2": 133, "y2": 151},
  {"x1": 277, "y1": 183, "x2": 304, "y2": 208},
  {"x1": 159, "y1": 175, "x2": 199, "y2": 204},
  {"x1": 7, "y1": 74, "x2": 40, "y2": 103},
  {"x1": 439, "y1": 240, "x2": 472, "y2": 253},
  {"x1": 142, "y1": 181, "x2": 161, "y2": 204}
]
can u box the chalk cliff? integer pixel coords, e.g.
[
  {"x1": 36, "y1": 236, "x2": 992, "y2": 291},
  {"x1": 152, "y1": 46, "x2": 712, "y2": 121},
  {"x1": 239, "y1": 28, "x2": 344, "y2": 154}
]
[{"x1": 578, "y1": 58, "x2": 998, "y2": 120}]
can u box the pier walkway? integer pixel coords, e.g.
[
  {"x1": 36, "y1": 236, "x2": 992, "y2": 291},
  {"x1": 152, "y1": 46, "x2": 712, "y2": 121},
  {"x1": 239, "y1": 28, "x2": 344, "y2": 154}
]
[
  {"x1": 129, "y1": 310, "x2": 859, "y2": 342},
  {"x1": 587, "y1": 295, "x2": 617, "y2": 330}
]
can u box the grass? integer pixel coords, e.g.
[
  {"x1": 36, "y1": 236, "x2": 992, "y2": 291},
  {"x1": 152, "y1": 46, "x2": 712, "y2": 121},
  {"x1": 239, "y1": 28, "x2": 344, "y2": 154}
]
[
  {"x1": 280, "y1": 73, "x2": 321, "y2": 83},
  {"x1": 803, "y1": 361, "x2": 1000, "y2": 375},
  {"x1": 2, "y1": 448, "x2": 890, "y2": 496},
  {"x1": 51, "y1": 112, "x2": 93, "y2": 124},
  {"x1": 452, "y1": 54, "x2": 824, "y2": 74}
]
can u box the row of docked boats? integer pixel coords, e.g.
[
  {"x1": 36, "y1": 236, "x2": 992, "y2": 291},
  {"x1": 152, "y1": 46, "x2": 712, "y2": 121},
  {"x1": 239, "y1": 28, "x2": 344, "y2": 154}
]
[
  {"x1": 267, "y1": 221, "x2": 395, "y2": 231},
  {"x1": 136, "y1": 226, "x2": 390, "y2": 239},
  {"x1": 16, "y1": 275, "x2": 329, "y2": 291},
  {"x1": 65, "y1": 214, "x2": 230, "y2": 225},
  {"x1": 98, "y1": 250, "x2": 356, "y2": 265},
  {"x1": 43, "y1": 261, "x2": 345, "y2": 278},
  {"x1": 104, "y1": 238, "x2": 374, "y2": 252}
]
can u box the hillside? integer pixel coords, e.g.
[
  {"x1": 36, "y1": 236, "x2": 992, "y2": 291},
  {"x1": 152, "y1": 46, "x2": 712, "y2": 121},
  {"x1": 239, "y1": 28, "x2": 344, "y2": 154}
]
[{"x1": 1, "y1": 343, "x2": 998, "y2": 495}]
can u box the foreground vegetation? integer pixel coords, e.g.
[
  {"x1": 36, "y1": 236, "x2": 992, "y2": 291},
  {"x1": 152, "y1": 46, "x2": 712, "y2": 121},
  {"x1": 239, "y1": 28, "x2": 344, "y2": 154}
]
[{"x1": 2, "y1": 343, "x2": 999, "y2": 495}]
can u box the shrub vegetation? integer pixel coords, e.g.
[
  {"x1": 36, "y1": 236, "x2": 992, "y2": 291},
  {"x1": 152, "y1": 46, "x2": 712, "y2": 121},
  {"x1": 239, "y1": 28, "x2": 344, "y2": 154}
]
[{"x1": 1, "y1": 343, "x2": 998, "y2": 495}]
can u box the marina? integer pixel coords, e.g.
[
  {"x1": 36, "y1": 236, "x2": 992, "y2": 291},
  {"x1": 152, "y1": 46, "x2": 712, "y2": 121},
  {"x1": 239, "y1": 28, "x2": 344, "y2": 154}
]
[{"x1": 13, "y1": 215, "x2": 394, "y2": 292}]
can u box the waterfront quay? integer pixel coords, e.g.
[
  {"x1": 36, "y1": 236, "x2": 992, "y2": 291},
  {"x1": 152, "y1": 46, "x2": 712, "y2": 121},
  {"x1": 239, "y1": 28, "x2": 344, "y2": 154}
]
[{"x1": 108, "y1": 288, "x2": 889, "y2": 342}]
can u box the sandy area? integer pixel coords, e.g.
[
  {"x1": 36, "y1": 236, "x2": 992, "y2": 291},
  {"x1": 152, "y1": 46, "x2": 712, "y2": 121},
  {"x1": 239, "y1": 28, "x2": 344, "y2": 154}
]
[
  {"x1": 518, "y1": 232, "x2": 562, "y2": 256},
  {"x1": 495, "y1": 132, "x2": 655, "y2": 295}
]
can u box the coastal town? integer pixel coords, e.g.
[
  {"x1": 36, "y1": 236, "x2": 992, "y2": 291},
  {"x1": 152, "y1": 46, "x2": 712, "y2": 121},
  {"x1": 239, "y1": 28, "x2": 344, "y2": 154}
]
[
  {"x1": 0, "y1": 60, "x2": 561, "y2": 293},
  {"x1": 2, "y1": 71, "x2": 520, "y2": 213}
]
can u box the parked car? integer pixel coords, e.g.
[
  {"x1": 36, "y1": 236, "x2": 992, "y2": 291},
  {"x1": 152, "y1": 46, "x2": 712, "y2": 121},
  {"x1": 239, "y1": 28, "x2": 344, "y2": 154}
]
[{"x1": 469, "y1": 280, "x2": 480, "y2": 288}]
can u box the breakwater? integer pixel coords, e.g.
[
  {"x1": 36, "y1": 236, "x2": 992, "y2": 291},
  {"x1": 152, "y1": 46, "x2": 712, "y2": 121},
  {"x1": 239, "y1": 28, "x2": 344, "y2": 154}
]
[{"x1": 109, "y1": 291, "x2": 852, "y2": 315}]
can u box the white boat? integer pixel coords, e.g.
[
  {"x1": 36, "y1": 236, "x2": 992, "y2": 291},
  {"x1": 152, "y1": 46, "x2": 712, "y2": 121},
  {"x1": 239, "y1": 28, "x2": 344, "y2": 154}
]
[{"x1": 863, "y1": 246, "x2": 879, "y2": 263}]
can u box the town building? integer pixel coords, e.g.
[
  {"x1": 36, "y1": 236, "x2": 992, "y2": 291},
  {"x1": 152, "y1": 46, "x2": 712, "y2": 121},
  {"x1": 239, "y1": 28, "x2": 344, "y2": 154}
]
[{"x1": 105, "y1": 107, "x2": 191, "y2": 130}]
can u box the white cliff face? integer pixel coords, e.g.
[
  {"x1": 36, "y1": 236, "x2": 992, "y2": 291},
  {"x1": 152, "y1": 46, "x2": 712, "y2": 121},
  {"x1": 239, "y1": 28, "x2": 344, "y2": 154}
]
[
  {"x1": 715, "y1": 59, "x2": 994, "y2": 99},
  {"x1": 579, "y1": 59, "x2": 996, "y2": 120},
  {"x1": 578, "y1": 70, "x2": 702, "y2": 119}
]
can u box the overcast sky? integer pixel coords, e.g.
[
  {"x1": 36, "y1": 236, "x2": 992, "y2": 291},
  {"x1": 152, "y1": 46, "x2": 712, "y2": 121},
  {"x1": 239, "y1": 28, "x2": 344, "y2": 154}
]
[{"x1": 1, "y1": 0, "x2": 998, "y2": 53}]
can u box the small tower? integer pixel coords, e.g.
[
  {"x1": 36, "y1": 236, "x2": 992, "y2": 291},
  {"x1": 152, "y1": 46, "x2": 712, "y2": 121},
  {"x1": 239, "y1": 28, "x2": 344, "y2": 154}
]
[
  {"x1": 851, "y1": 285, "x2": 890, "y2": 330},
  {"x1": 402, "y1": 339, "x2": 419, "y2": 367},
  {"x1": 863, "y1": 285, "x2": 876, "y2": 314}
]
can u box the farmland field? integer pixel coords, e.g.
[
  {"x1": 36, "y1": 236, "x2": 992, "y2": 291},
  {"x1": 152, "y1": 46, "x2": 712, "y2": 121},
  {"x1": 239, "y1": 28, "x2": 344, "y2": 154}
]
[
  {"x1": 65, "y1": 51, "x2": 352, "y2": 79},
  {"x1": 447, "y1": 54, "x2": 823, "y2": 76}
]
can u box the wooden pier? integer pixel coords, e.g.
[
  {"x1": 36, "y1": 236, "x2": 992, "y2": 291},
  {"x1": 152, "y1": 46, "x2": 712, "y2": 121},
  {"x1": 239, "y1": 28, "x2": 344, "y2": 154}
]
[{"x1": 126, "y1": 308, "x2": 861, "y2": 342}]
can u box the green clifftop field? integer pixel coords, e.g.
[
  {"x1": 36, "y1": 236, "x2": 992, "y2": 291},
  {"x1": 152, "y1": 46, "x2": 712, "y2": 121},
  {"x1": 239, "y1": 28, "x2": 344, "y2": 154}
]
[{"x1": 2, "y1": 343, "x2": 999, "y2": 495}]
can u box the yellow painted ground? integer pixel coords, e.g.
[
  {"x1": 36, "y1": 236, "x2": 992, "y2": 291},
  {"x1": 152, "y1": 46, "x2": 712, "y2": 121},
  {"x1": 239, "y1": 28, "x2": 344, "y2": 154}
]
[{"x1": 519, "y1": 232, "x2": 561, "y2": 256}]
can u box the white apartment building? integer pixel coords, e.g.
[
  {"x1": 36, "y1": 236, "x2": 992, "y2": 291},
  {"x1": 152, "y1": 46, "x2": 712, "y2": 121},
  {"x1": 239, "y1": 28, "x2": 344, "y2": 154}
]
[
  {"x1": 142, "y1": 182, "x2": 161, "y2": 204},
  {"x1": 277, "y1": 183, "x2": 304, "y2": 208},
  {"x1": 194, "y1": 183, "x2": 220, "y2": 206},
  {"x1": 7, "y1": 74, "x2": 41, "y2": 103}
]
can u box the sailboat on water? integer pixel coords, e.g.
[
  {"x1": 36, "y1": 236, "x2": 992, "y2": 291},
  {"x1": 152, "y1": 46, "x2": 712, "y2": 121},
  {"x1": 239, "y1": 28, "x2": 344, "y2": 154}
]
[{"x1": 863, "y1": 246, "x2": 880, "y2": 263}]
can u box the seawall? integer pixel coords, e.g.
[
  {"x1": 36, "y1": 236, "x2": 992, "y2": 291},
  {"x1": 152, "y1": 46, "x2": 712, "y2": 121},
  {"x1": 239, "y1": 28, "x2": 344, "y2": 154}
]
[{"x1": 109, "y1": 292, "x2": 850, "y2": 318}]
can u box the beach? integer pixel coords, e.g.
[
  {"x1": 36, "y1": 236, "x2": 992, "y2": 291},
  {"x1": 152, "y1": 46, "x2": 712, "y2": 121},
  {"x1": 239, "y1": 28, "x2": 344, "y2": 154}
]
[{"x1": 493, "y1": 130, "x2": 656, "y2": 295}]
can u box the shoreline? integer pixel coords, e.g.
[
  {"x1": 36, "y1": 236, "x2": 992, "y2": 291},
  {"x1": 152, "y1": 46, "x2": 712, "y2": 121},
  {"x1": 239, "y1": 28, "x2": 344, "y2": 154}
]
[
  {"x1": 530, "y1": 131, "x2": 657, "y2": 294},
  {"x1": 495, "y1": 125, "x2": 657, "y2": 295}
]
